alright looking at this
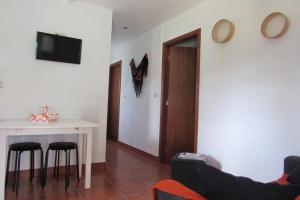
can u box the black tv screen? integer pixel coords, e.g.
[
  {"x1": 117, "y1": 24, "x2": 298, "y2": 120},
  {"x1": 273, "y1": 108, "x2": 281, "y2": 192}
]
[{"x1": 36, "y1": 32, "x2": 82, "y2": 64}]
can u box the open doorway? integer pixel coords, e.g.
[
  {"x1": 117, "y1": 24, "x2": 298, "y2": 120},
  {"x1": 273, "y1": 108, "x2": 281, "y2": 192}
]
[
  {"x1": 159, "y1": 29, "x2": 201, "y2": 163},
  {"x1": 107, "y1": 61, "x2": 122, "y2": 141}
]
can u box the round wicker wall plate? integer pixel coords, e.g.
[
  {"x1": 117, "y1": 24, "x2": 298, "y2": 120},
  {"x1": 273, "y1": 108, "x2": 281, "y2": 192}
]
[
  {"x1": 212, "y1": 19, "x2": 235, "y2": 43},
  {"x1": 261, "y1": 12, "x2": 289, "y2": 39}
]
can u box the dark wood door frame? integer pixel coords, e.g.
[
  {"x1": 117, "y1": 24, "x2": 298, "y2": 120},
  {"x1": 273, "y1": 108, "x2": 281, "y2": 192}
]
[
  {"x1": 107, "y1": 60, "x2": 122, "y2": 141},
  {"x1": 159, "y1": 29, "x2": 201, "y2": 162}
]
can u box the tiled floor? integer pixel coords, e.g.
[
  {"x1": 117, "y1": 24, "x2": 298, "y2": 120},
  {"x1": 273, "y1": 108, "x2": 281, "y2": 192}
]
[{"x1": 5, "y1": 140, "x2": 170, "y2": 200}]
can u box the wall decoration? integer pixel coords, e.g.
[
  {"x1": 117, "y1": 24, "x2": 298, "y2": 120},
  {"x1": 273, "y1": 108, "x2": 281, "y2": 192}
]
[
  {"x1": 212, "y1": 19, "x2": 235, "y2": 43},
  {"x1": 30, "y1": 105, "x2": 59, "y2": 123},
  {"x1": 130, "y1": 54, "x2": 148, "y2": 97},
  {"x1": 261, "y1": 12, "x2": 289, "y2": 39}
]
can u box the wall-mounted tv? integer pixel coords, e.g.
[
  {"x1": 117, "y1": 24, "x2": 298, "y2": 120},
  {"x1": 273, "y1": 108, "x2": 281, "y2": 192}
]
[{"x1": 36, "y1": 32, "x2": 82, "y2": 64}]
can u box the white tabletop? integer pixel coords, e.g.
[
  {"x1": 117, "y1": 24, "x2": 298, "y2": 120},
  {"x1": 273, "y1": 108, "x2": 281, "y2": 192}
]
[{"x1": 0, "y1": 119, "x2": 98, "y2": 129}]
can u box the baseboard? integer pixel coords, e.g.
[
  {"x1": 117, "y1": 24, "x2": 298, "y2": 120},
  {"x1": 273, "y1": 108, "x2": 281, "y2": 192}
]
[
  {"x1": 7, "y1": 162, "x2": 106, "y2": 180},
  {"x1": 118, "y1": 141, "x2": 159, "y2": 161}
]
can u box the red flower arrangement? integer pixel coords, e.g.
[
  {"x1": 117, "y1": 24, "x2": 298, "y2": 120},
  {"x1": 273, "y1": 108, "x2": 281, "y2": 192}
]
[{"x1": 30, "y1": 105, "x2": 59, "y2": 123}]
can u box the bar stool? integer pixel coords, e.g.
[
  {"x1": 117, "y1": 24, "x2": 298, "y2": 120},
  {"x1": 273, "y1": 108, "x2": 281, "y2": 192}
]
[
  {"x1": 43, "y1": 142, "x2": 79, "y2": 191},
  {"x1": 5, "y1": 142, "x2": 44, "y2": 196}
]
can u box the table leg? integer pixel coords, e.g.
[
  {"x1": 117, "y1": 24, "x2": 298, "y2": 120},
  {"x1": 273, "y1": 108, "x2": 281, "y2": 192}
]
[
  {"x1": 0, "y1": 133, "x2": 7, "y2": 200},
  {"x1": 77, "y1": 133, "x2": 83, "y2": 178},
  {"x1": 84, "y1": 128, "x2": 92, "y2": 189}
]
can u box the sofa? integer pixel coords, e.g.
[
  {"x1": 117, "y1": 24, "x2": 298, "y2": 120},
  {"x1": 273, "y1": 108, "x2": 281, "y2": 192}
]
[{"x1": 153, "y1": 156, "x2": 300, "y2": 200}]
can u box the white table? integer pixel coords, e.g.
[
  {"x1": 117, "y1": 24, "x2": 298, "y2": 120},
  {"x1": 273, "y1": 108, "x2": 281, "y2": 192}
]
[{"x1": 0, "y1": 119, "x2": 98, "y2": 200}]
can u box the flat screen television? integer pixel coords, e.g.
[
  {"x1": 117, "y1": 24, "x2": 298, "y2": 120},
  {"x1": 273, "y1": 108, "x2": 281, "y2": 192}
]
[{"x1": 36, "y1": 32, "x2": 82, "y2": 64}]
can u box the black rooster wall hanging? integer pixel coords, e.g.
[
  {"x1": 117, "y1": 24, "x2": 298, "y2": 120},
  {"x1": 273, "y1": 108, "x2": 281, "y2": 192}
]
[{"x1": 130, "y1": 54, "x2": 148, "y2": 97}]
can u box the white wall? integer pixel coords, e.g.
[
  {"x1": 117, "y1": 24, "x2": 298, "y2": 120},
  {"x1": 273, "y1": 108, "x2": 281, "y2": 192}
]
[
  {"x1": 111, "y1": 26, "x2": 163, "y2": 156},
  {"x1": 0, "y1": 0, "x2": 112, "y2": 169},
  {"x1": 113, "y1": 0, "x2": 300, "y2": 182},
  {"x1": 163, "y1": 0, "x2": 300, "y2": 182}
]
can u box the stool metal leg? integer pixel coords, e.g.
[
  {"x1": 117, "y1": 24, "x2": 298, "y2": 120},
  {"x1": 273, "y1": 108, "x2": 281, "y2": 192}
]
[
  {"x1": 32, "y1": 150, "x2": 35, "y2": 178},
  {"x1": 56, "y1": 150, "x2": 60, "y2": 180},
  {"x1": 64, "y1": 150, "x2": 68, "y2": 191},
  {"x1": 5, "y1": 149, "x2": 11, "y2": 188},
  {"x1": 75, "y1": 146, "x2": 80, "y2": 183},
  {"x1": 43, "y1": 148, "x2": 50, "y2": 189},
  {"x1": 53, "y1": 150, "x2": 58, "y2": 178},
  {"x1": 67, "y1": 150, "x2": 71, "y2": 187},
  {"x1": 16, "y1": 151, "x2": 22, "y2": 196},
  {"x1": 13, "y1": 151, "x2": 19, "y2": 192},
  {"x1": 40, "y1": 148, "x2": 44, "y2": 185},
  {"x1": 30, "y1": 150, "x2": 34, "y2": 182}
]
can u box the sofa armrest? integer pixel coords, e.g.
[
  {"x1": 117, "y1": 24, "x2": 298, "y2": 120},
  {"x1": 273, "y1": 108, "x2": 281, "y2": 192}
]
[
  {"x1": 285, "y1": 156, "x2": 300, "y2": 174},
  {"x1": 153, "y1": 179, "x2": 207, "y2": 200}
]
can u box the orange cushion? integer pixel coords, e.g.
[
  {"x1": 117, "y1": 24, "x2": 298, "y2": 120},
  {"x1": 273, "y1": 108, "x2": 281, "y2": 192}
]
[
  {"x1": 153, "y1": 179, "x2": 207, "y2": 200},
  {"x1": 153, "y1": 177, "x2": 299, "y2": 200}
]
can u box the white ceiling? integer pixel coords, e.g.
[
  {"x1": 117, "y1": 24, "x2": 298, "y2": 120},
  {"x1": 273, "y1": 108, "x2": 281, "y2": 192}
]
[{"x1": 78, "y1": 0, "x2": 205, "y2": 47}]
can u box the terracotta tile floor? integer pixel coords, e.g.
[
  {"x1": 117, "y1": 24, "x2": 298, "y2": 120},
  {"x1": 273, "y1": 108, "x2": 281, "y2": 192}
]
[{"x1": 5, "y1": 140, "x2": 170, "y2": 200}]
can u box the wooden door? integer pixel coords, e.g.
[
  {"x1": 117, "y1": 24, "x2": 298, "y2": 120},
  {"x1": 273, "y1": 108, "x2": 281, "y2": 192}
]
[
  {"x1": 165, "y1": 47, "x2": 197, "y2": 163},
  {"x1": 107, "y1": 62, "x2": 122, "y2": 141}
]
